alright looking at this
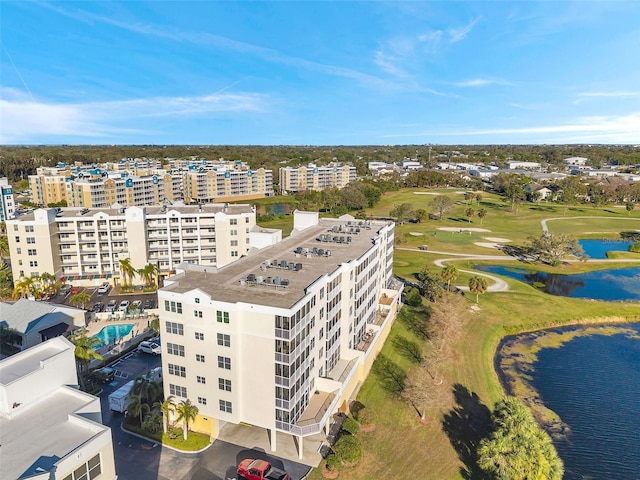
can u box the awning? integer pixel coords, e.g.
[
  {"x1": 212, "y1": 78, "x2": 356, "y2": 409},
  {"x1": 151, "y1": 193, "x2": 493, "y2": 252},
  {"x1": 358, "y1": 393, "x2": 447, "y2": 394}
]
[{"x1": 39, "y1": 322, "x2": 78, "y2": 340}]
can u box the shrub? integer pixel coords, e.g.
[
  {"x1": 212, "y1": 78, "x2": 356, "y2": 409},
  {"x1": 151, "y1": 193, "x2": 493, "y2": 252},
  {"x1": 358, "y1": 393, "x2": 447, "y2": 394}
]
[
  {"x1": 325, "y1": 453, "x2": 341, "y2": 471},
  {"x1": 629, "y1": 242, "x2": 640, "y2": 253},
  {"x1": 356, "y1": 408, "x2": 377, "y2": 426},
  {"x1": 142, "y1": 412, "x2": 162, "y2": 434},
  {"x1": 333, "y1": 434, "x2": 362, "y2": 466},
  {"x1": 340, "y1": 416, "x2": 359, "y2": 436},
  {"x1": 404, "y1": 287, "x2": 423, "y2": 307}
]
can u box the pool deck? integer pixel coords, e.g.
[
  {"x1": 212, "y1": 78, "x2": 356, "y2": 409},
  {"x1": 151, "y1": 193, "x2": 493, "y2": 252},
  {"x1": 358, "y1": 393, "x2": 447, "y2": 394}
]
[{"x1": 85, "y1": 310, "x2": 158, "y2": 367}]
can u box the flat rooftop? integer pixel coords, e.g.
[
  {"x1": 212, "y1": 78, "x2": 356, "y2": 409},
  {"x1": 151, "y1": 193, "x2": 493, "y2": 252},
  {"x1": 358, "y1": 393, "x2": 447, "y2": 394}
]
[
  {"x1": 163, "y1": 218, "x2": 391, "y2": 309},
  {"x1": 0, "y1": 342, "x2": 68, "y2": 386},
  {"x1": 0, "y1": 387, "x2": 108, "y2": 480}
]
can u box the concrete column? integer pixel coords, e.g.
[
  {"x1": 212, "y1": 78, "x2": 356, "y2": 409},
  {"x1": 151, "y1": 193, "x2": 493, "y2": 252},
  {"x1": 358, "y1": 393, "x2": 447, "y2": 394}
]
[
  {"x1": 325, "y1": 417, "x2": 331, "y2": 435},
  {"x1": 297, "y1": 435, "x2": 304, "y2": 459},
  {"x1": 269, "y1": 428, "x2": 277, "y2": 451}
]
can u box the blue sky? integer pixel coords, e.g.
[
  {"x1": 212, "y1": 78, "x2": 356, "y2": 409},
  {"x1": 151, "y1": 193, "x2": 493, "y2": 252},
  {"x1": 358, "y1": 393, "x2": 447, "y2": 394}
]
[{"x1": 2, "y1": 1, "x2": 640, "y2": 145}]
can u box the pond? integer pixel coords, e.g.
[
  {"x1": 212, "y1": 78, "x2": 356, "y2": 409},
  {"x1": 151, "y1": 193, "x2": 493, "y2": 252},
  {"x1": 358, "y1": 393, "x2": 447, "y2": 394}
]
[
  {"x1": 475, "y1": 265, "x2": 640, "y2": 301},
  {"x1": 578, "y1": 239, "x2": 634, "y2": 259}
]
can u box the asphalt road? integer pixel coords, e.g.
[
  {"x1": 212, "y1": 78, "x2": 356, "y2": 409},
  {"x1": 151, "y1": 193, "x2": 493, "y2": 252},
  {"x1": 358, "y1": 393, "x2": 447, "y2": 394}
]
[{"x1": 98, "y1": 352, "x2": 310, "y2": 480}]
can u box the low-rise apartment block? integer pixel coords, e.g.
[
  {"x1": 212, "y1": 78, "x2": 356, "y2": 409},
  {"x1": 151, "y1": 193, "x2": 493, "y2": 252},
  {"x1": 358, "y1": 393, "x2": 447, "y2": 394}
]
[
  {"x1": 279, "y1": 163, "x2": 357, "y2": 193},
  {"x1": 0, "y1": 336, "x2": 117, "y2": 480},
  {"x1": 6, "y1": 204, "x2": 256, "y2": 286},
  {"x1": 157, "y1": 211, "x2": 402, "y2": 458},
  {"x1": 29, "y1": 159, "x2": 273, "y2": 208}
]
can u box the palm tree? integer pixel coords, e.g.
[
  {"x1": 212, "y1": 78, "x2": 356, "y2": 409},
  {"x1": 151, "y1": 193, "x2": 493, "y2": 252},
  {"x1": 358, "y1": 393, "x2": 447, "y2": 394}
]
[
  {"x1": 39, "y1": 272, "x2": 57, "y2": 296},
  {"x1": 132, "y1": 372, "x2": 162, "y2": 404},
  {"x1": 70, "y1": 331, "x2": 103, "y2": 389},
  {"x1": 119, "y1": 258, "x2": 136, "y2": 286},
  {"x1": 0, "y1": 234, "x2": 9, "y2": 261},
  {"x1": 0, "y1": 262, "x2": 12, "y2": 300},
  {"x1": 440, "y1": 265, "x2": 459, "y2": 291},
  {"x1": 127, "y1": 394, "x2": 150, "y2": 425},
  {"x1": 477, "y1": 208, "x2": 487, "y2": 225},
  {"x1": 468, "y1": 276, "x2": 488, "y2": 304},
  {"x1": 0, "y1": 326, "x2": 22, "y2": 350},
  {"x1": 137, "y1": 263, "x2": 159, "y2": 288},
  {"x1": 154, "y1": 396, "x2": 176, "y2": 434},
  {"x1": 148, "y1": 315, "x2": 160, "y2": 335},
  {"x1": 69, "y1": 291, "x2": 92, "y2": 309},
  {"x1": 465, "y1": 207, "x2": 475, "y2": 223},
  {"x1": 12, "y1": 276, "x2": 35, "y2": 299},
  {"x1": 175, "y1": 399, "x2": 199, "y2": 440}
]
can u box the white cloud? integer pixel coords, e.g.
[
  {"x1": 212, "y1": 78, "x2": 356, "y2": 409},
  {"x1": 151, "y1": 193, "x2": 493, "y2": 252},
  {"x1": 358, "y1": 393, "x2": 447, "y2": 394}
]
[
  {"x1": 573, "y1": 91, "x2": 640, "y2": 105},
  {"x1": 0, "y1": 88, "x2": 267, "y2": 143},
  {"x1": 447, "y1": 17, "x2": 481, "y2": 43},
  {"x1": 455, "y1": 78, "x2": 510, "y2": 87}
]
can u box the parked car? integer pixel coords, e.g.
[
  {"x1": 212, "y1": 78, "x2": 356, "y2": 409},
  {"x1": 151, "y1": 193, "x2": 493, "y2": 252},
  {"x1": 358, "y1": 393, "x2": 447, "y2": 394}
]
[
  {"x1": 58, "y1": 284, "x2": 72, "y2": 296},
  {"x1": 237, "y1": 459, "x2": 290, "y2": 480},
  {"x1": 137, "y1": 341, "x2": 161, "y2": 355},
  {"x1": 118, "y1": 300, "x2": 130, "y2": 312},
  {"x1": 91, "y1": 302, "x2": 104, "y2": 313},
  {"x1": 97, "y1": 282, "x2": 111, "y2": 295},
  {"x1": 90, "y1": 367, "x2": 115, "y2": 384},
  {"x1": 106, "y1": 300, "x2": 117, "y2": 313},
  {"x1": 70, "y1": 287, "x2": 82, "y2": 295},
  {"x1": 143, "y1": 299, "x2": 154, "y2": 310},
  {"x1": 132, "y1": 300, "x2": 142, "y2": 309}
]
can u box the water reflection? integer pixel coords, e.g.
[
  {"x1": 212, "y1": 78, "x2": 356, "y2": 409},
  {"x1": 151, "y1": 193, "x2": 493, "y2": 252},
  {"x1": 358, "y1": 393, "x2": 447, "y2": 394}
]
[{"x1": 475, "y1": 265, "x2": 640, "y2": 301}]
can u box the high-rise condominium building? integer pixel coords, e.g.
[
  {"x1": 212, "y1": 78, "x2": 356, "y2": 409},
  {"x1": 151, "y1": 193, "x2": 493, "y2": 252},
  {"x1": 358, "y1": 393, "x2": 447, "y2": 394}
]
[
  {"x1": 157, "y1": 211, "x2": 402, "y2": 458},
  {"x1": 0, "y1": 177, "x2": 16, "y2": 220},
  {"x1": 6, "y1": 204, "x2": 255, "y2": 286},
  {"x1": 278, "y1": 163, "x2": 357, "y2": 193}
]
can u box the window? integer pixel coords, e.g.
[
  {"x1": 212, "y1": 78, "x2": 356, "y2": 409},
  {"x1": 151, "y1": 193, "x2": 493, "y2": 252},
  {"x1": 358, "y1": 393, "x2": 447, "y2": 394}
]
[
  {"x1": 194, "y1": 310, "x2": 203, "y2": 318},
  {"x1": 169, "y1": 384, "x2": 187, "y2": 397},
  {"x1": 164, "y1": 300, "x2": 183, "y2": 313},
  {"x1": 26, "y1": 237, "x2": 35, "y2": 244},
  {"x1": 16, "y1": 248, "x2": 21, "y2": 254},
  {"x1": 165, "y1": 321, "x2": 184, "y2": 335},
  {"x1": 219, "y1": 400, "x2": 232, "y2": 413},
  {"x1": 197, "y1": 376, "x2": 206, "y2": 384},
  {"x1": 245, "y1": 217, "x2": 250, "y2": 223},
  {"x1": 217, "y1": 333, "x2": 231, "y2": 347},
  {"x1": 29, "y1": 261, "x2": 38, "y2": 267},
  {"x1": 14, "y1": 236, "x2": 19, "y2": 243},
  {"x1": 216, "y1": 311, "x2": 229, "y2": 323},
  {"x1": 167, "y1": 342, "x2": 185, "y2": 357},
  {"x1": 168, "y1": 363, "x2": 186, "y2": 377},
  {"x1": 195, "y1": 297, "x2": 200, "y2": 303},
  {"x1": 28, "y1": 249, "x2": 37, "y2": 256},
  {"x1": 231, "y1": 251, "x2": 238, "y2": 257},
  {"x1": 230, "y1": 218, "x2": 238, "y2": 225},
  {"x1": 25, "y1": 225, "x2": 34, "y2": 232},
  {"x1": 62, "y1": 454, "x2": 101, "y2": 480},
  {"x1": 231, "y1": 229, "x2": 238, "y2": 236},
  {"x1": 230, "y1": 240, "x2": 238, "y2": 246},
  {"x1": 198, "y1": 397, "x2": 207, "y2": 405},
  {"x1": 195, "y1": 332, "x2": 204, "y2": 340},
  {"x1": 196, "y1": 354, "x2": 205, "y2": 362},
  {"x1": 218, "y1": 356, "x2": 231, "y2": 369},
  {"x1": 218, "y1": 378, "x2": 232, "y2": 391}
]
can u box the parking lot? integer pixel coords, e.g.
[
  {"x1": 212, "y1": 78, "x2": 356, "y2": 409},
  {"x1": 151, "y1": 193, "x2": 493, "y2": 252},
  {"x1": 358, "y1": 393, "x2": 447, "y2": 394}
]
[
  {"x1": 98, "y1": 352, "x2": 311, "y2": 480},
  {"x1": 53, "y1": 284, "x2": 157, "y2": 315}
]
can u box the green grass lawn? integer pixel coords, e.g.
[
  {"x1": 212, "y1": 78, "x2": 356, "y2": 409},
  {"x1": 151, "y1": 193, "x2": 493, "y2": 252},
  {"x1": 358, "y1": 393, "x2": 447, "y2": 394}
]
[
  {"x1": 300, "y1": 188, "x2": 640, "y2": 480},
  {"x1": 123, "y1": 422, "x2": 211, "y2": 451}
]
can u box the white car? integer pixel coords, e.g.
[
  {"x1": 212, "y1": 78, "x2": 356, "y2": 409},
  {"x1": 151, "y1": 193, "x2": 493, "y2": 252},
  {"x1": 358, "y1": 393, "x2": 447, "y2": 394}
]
[
  {"x1": 138, "y1": 341, "x2": 161, "y2": 355},
  {"x1": 97, "y1": 283, "x2": 111, "y2": 295},
  {"x1": 118, "y1": 300, "x2": 130, "y2": 312}
]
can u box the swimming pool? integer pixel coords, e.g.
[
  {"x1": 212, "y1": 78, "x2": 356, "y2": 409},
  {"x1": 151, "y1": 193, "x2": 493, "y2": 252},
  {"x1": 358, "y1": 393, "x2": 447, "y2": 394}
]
[{"x1": 92, "y1": 324, "x2": 134, "y2": 347}]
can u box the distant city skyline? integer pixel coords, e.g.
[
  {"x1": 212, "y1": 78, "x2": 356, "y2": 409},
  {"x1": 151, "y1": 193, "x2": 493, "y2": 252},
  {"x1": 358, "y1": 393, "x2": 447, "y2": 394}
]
[{"x1": 1, "y1": 1, "x2": 640, "y2": 145}]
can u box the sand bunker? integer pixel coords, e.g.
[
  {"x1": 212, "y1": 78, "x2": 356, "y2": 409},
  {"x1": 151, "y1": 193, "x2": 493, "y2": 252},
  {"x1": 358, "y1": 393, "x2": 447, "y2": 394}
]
[
  {"x1": 438, "y1": 227, "x2": 491, "y2": 232},
  {"x1": 484, "y1": 237, "x2": 511, "y2": 243},
  {"x1": 409, "y1": 232, "x2": 424, "y2": 236},
  {"x1": 474, "y1": 242, "x2": 502, "y2": 249},
  {"x1": 413, "y1": 191, "x2": 440, "y2": 195}
]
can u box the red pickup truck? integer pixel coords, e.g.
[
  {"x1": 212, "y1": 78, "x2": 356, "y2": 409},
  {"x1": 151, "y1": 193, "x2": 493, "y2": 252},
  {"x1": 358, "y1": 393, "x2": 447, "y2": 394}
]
[{"x1": 237, "y1": 459, "x2": 291, "y2": 480}]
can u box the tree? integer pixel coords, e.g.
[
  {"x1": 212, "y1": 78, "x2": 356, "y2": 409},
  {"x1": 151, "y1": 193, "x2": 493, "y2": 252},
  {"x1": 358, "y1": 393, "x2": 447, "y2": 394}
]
[
  {"x1": 127, "y1": 394, "x2": 150, "y2": 425},
  {"x1": 558, "y1": 176, "x2": 587, "y2": 215},
  {"x1": 0, "y1": 234, "x2": 9, "y2": 260},
  {"x1": 119, "y1": 258, "x2": 136, "y2": 286},
  {"x1": 528, "y1": 232, "x2": 585, "y2": 266},
  {"x1": 69, "y1": 292, "x2": 92, "y2": 309},
  {"x1": 465, "y1": 207, "x2": 475, "y2": 223},
  {"x1": 148, "y1": 315, "x2": 160, "y2": 334},
  {"x1": 137, "y1": 263, "x2": 159, "y2": 288},
  {"x1": 440, "y1": 265, "x2": 458, "y2": 291},
  {"x1": 154, "y1": 396, "x2": 176, "y2": 434},
  {"x1": 339, "y1": 185, "x2": 368, "y2": 211},
  {"x1": 503, "y1": 184, "x2": 526, "y2": 212},
  {"x1": 0, "y1": 326, "x2": 21, "y2": 351},
  {"x1": 478, "y1": 396, "x2": 564, "y2": 480},
  {"x1": 389, "y1": 203, "x2": 414, "y2": 224},
  {"x1": 403, "y1": 286, "x2": 423, "y2": 307},
  {"x1": 415, "y1": 208, "x2": 428, "y2": 223},
  {"x1": 132, "y1": 372, "x2": 162, "y2": 404},
  {"x1": 39, "y1": 272, "x2": 57, "y2": 295},
  {"x1": 70, "y1": 331, "x2": 103, "y2": 390},
  {"x1": 464, "y1": 192, "x2": 474, "y2": 205},
  {"x1": 175, "y1": 399, "x2": 199, "y2": 441},
  {"x1": 415, "y1": 268, "x2": 443, "y2": 302},
  {"x1": 468, "y1": 276, "x2": 488, "y2": 304},
  {"x1": 626, "y1": 202, "x2": 635, "y2": 216},
  {"x1": 12, "y1": 275, "x2": 35, "y2": 299},
  {"x1": 477, "y1": 208, "x2": 487, "y2": 225},
  {"x1": 430, "y1": 196, "x2": 454, "y2": 221},
  {"x1": 475, "y1": 192, "x2": 483, "y2": 205}
]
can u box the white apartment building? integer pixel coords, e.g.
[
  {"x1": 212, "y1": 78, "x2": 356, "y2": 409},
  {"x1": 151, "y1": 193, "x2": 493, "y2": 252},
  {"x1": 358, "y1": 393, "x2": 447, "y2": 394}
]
[
  {"x1": 279, "y1": 163, "x2": 357, "y2": 193},
  {"x1": 6, "y1": 204, "x2": 256, "y2": 286},
  {"x1": 0, "y1": 336, "x2": 117, "y2": 480},
  {"x1": 1, "y1": 177, "x2": 16, "y2": 221},
  {"x1": 157, "y1": 211, "x2": 403, "y2": 458}
]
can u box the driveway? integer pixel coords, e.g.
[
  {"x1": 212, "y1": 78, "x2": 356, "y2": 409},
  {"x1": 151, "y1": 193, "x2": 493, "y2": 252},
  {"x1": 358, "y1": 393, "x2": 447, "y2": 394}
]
[{"x1": 98, "y1": 352, "x2": 310, "y2": 480}]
